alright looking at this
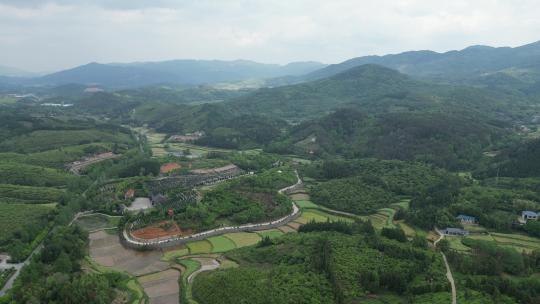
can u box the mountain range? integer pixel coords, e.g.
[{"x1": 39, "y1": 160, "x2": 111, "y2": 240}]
[{"x1": 0, "y1": 60, "x2": 326, "y2": 88}]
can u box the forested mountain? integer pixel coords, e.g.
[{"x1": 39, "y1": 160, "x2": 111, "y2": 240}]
[
  {"x1": 21, "y1": 60, "x2": 325, "y2": 88},
  {"x1": 305, "y1": 41, "x2": 540, "y2": 84},
  {"x1": 230, "y1": 64, "x2": 524, "y2": 121}
]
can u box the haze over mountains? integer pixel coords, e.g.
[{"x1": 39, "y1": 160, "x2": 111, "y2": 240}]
[{"x1": 2, "y1": 40, "x2": 540, "y2": 89}]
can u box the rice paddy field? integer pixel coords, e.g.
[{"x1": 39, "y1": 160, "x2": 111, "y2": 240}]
[
  {"x1": 208, "y1": 236, "x2": 237, "y2": 253},
  {"x1": 256, "y1": 229, "x2": 284, "y2": 239},
  {"x1": 186, "y1": 240, "x2": 213, "y2": 254},
  {"x1": 368, "y1": 208, "x2": 396, "y2": 229},
  {"x1": 296, "y1": 209, "x2": 354, "y2": 224},
  {"x1": 74, "y1": 213, "x2": 121, "y2": 231},
  {"x1": 223, "y1": 232, "x2": 261, "y2": 247}
]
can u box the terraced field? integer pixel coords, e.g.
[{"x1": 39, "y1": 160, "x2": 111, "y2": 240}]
[
  {"x1": 368, "y1": 208, "x2": 396, "y2": 229},
  {"x1": 223, "y1": 232, "x2": 261, "y2": 247},
  {"x1": 208, "y1": 236, "x2": 237, "y2": 253},
  {"x1": 74, "y1": 213, "x2": 120, "y2": 231},
  {"x1": 256, "y1": 229, "x2": 284, "y2": 239},
  {"x1": 187, "y1": 240, "x2": 213, "y2": 254}
]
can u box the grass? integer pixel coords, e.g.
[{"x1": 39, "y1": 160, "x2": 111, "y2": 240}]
[
  {"x1": 162, "y1": 247, "x2": 190, "y2": 261},
  {"x1": 74, "y1": 213, "x2": 120, "y2": 231},
  {"x1": 126, "y1": 279, "x2": 146, "y2": 304},
  {"x1": 446, "y1": 236, "x2": 472, "y2": 252},
  {"x1": 295, "y1": 200, "x2": 321, "y2": 209},
  {"x1": 256, "y1": 229, "x2": 284, "y2": 239},
  {"x1": 297, "y1": 209, "x2": 354, "y2": 224},
  {"x1": 178, "y1": 258, "x2": 201, "y2": 304},
  {"x1": 490, "y1": 232, "x2": 540, "y2": 252},
  {"x1": 397, "y1": 221, "x2": 416, "y2": 238},
  {"x1": 208, "y1": 236, "x2": 237, "y2": 253},
  {"x1": 223, "y1": 232, "x2": 261, "y2": 247},
  {"x1": 187, "y1": 240, "x2": 213, "y2": 254}
]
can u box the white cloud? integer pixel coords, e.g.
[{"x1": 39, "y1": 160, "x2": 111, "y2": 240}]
[{"x1": 0, "y1": 0, "x2": 539, "y2": 72}]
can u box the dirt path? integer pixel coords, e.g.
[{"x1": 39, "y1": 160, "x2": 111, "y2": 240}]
[
  {"x1": 435, "y1": 228, "x2": 457, "y2": 304},
  {"x1": 187, "y1": 258, "x2": 220, "y2": 284}
]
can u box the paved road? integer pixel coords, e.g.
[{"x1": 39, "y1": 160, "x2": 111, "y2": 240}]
[
  {"x1": 435, "y1": 228, "x2": 457, "y2": 304},
  {"x1": 0, "y1": 242, "x2": 45, "y2": 297},
  {"x1": 123, "y1": 171, "x2": 302, "y2": 247}
]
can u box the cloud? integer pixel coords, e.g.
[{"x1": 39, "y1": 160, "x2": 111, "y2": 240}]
[{"x1": 0, "y1": 0, "x2": 539, "y2": 72}]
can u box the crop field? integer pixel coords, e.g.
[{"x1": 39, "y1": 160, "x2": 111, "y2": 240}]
[
  {"x1": 256, "y1": 229, "x2": 284, "y2": 239},
  {"x1": 278, "y1": 225, "x2": 297, "y2": 233},
  {"x1": 89, "y1": 231, "x2": 169, "y2": 276},
  {"x1": 297, "y1": 209, "x2": 354, "y2": 224},
  {"x1": 223, "y1": 232, "x2": 261, "y2": 247},
  {"x1": 162, "y1": 247, "x2": 190, "y2": 261},
  {"x1": 0, "y1": 183, "x2": 64, "y2": 204},
  {"x1": 138, "y1": 269, "x2": 181, "y2": 304},
  {"x1": 368, "y1": 208, "x2": 396, "y2": 229},
  {"x1": 396, "y1": 221, "x2": 417, "y2": 238},
  {"x1": 187, "y1": 240, "x2": 213, "y2": 254},
  {"x1": 490, "y1": 232, "x2": 540, "y2": 252},
  {"x1": 447, "y1": 236, "x2": 472, "y2": 252},
  {"x1": 74, "y1": 214, "x2": 120, "y2": 231},
  {"x1": 295, "y1": 200, "x2": 321, "y2": 209},
  {"x1": 0, "y1": 162, "x2": 70, "y2": 187},
  {"x1": 0, "y1": 129, "x2": 132, "y2": 153},
  {"x1": 208, "y1": 236, "x2": 237, "y2": 253},
  {"x1": 0, "y1": 202, "x2": 54, "y2": 242}
]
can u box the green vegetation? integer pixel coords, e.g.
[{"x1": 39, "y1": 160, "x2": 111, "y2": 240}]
[
  {"x1": 208, "y1": 236, "x2": 237, "y2": 253},
  {"x1": 0, "y1": 162, "x2": 70, "y2": 187},
  {"x1": 0, "y1": 268, "x2": 15, "y2": 290},
  {"x1": 0, "y1": 184, "x2": 64, "y2": 204},
  {"x1": 193, "y1": 231, "x2": 449, "y2": 304},
  {"x1": 0, "y1": 203, "x2": 54, "y2": 261},
  {"x1": 187, "y1": 240, "x2": 213, "y2": 254}
]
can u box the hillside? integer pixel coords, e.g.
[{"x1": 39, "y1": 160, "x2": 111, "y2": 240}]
[{"x1": 230, "y1": 64, "x2": 524, "y2": 122}]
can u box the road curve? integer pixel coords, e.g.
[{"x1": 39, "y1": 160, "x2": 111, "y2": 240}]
[{"x1": 122, "y1": 170, "x2": 302, "y2": 248}]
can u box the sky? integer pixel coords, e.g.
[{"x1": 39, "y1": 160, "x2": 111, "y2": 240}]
[{"x1": 1, "y1": 0, "x2": 539, "y2": 73}]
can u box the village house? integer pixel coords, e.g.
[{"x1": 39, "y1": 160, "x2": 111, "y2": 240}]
[
  {"x1": 442, "y1": 228, "x2": 470, "y2": 236},
  {"x1": 522, "y1": 211, "x2": 538, "y2": 222},
  {"x1": 456, "y1": 214, "x2": 477, "y2": 225}
]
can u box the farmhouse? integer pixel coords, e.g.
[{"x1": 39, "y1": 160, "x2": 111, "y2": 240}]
[
  {"x1": 457, "y1": 214, "x2": 477, "y2": 225},
  {"x1": 442, "y1": 228, "x2": 470, "y2": 236},
  {"x1": 522, "y1": 211, "x2": 538, "y2": 221}
]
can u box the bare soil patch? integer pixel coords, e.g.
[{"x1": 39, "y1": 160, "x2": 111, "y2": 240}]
[
  {"x1": 139, "y1": 269, "x2": 180, "y2": 304},
  {"x1": 132, "y1": 221, "x2": 193, "y2": 240},
  {"x1": 89, "y1": 231, "x2": 169, "y2": 276}
]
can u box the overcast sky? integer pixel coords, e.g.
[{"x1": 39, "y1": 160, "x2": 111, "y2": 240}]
[{"x1": 1, "y1": 0, "x2": 539, "y2": 73}]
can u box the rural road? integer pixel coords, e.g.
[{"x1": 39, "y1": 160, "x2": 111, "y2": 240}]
[
  {"x1": 0, "y1": 242, "x2": 45, "y2": 297},
  {"x1": 123, "y1": 170, "x2": 303, "y2": 247},
  {"x1": 435, "y1": 228, "x2": 457, "y2": 304},
  {"x1": 187, "y1": 258, "x2": 220, "y2": 284}
]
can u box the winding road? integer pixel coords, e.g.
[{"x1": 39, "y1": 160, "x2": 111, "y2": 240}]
[{"x1": 123, "y1": 170, "x2": 303, "y2": 248}]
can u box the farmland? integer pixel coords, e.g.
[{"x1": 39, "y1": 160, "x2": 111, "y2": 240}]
[
  {"x1": 0, "y1": 129, "x2": 133, "y2": 153},
  {"x1": 208, "y1": 236, "x2": 236, "y2": 253},
  {"x1": 0, "y1": 183, "x2": 64, "y2": 204},
  {"x1": 74, "y1": 213, "x2": 121, "y2": 232},
  {"x1": 0, "y1": 162, "x2": 70, "y2": 187}
]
